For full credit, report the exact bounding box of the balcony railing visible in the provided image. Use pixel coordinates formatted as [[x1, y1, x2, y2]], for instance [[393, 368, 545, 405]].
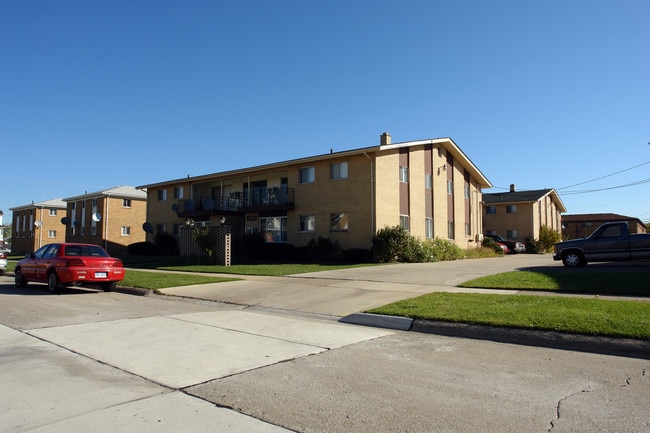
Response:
[[176, 187, 294, 216]]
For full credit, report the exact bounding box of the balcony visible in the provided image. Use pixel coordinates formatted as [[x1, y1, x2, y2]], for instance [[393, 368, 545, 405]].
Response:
[[176, 187, 294, 218]]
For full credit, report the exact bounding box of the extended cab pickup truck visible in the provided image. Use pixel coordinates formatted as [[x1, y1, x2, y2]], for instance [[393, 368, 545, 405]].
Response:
[[553, 221, 650, 267]]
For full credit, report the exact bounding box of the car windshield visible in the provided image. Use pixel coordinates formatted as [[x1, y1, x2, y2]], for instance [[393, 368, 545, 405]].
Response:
[[64, 245, 110, 257]]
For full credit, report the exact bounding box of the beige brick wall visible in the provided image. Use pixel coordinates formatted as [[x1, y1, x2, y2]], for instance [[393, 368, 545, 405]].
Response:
[[142, 142, 488, 252], [11, 207, 67, 254], [65, 196, 146, 255]]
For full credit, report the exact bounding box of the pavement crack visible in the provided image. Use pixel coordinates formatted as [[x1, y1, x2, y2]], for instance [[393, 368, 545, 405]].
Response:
[[547, 386, 593, 432]]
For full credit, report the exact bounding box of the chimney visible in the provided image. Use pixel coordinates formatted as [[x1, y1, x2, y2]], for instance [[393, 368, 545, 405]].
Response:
[[380, 132, 391, 146], [510, 184, 516, 192]]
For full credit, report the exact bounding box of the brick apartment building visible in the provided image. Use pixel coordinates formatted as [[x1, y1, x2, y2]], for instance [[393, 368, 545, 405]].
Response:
[[10, 198, 68, 254], [561, 213, 647, 239], [62, 186, 147, 255], [482, 185, 566, 242], [138, 133, 492, 251]]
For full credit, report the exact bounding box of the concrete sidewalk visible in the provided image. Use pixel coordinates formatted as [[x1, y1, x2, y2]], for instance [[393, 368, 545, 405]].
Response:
[[158, 254, 557, 317]]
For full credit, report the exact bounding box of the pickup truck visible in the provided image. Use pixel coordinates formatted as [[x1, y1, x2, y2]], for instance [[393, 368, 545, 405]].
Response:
[[553, 221, 650, 267]]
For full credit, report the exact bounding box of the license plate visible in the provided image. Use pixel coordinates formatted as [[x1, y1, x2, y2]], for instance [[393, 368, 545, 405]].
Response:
[[95, 272, 107, 278]]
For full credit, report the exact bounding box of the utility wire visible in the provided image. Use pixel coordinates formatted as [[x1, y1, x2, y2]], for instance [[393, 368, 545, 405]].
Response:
[[556, 160, 650, 191]]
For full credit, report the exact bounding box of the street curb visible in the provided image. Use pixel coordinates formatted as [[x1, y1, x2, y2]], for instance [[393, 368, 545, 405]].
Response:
[[339, 313, 650, 360], [114, 286, 152, 296], [339, 313, 414, 330], [411, 320, 650, 360]]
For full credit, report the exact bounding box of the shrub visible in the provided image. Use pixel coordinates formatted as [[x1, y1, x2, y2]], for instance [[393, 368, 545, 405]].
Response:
[[371, 226, 464, 263], [524, 236, 545, 254], [481, 237, 505, 255], [127, 242, 159, 255], [538, 225, 561, 253], [153, 232, 178, 255], [372, 226, 412, 263]]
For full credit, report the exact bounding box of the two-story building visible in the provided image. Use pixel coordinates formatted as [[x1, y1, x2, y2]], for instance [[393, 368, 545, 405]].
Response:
[[62, 186, 147, 255], [482, 185, 566, 243], [10, 198, 68, 254], [138, 133, 492, 251], [561, 213, 647, 239]]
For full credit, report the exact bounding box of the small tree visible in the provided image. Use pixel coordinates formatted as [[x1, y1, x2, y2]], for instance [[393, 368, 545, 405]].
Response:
[[190, 221, 214, 258], [538, 225, 561, 253]]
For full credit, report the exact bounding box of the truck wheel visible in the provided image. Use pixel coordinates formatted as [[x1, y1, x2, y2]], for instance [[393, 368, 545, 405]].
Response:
[[562, 252, 585, 267]]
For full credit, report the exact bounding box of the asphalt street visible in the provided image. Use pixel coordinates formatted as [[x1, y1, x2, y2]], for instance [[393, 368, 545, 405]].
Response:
[[1, 254, 649, 432]]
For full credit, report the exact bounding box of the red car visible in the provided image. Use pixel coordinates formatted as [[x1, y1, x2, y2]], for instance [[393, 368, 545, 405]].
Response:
[[15, 243, 125, 293]]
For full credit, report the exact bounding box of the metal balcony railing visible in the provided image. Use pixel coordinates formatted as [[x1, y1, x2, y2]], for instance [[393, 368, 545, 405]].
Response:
[[176, 187, 294, 216]]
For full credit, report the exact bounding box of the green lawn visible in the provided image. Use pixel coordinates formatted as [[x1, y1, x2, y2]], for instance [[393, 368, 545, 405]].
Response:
[[368, 292, 650, 340], [120, 270, 239, 290], [369, 270, 650, 340]]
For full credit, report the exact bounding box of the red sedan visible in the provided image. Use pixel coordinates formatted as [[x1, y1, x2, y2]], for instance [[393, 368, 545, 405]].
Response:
[[15, 243, 125, 293]]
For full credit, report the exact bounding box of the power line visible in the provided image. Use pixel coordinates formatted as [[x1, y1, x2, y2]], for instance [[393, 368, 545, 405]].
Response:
[[559, 178, 650, 195], [556, 160, 650, 191]]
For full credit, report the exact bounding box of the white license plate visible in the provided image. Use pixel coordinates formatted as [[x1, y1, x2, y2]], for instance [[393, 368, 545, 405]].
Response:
[[95, 272, 107, 278]]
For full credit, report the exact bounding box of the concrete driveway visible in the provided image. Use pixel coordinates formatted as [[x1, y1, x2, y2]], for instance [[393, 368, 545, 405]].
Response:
[[159, 254, 558, 317]]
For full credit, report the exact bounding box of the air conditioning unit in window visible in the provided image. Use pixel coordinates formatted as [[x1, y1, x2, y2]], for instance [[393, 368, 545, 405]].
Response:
[[475, 233, 484, 242]]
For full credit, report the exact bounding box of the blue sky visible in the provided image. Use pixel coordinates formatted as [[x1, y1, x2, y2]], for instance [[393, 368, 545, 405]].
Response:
[[2, 0, 649, 224]]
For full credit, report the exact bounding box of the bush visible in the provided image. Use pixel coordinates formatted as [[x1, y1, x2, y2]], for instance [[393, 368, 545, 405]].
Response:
[[153, 232, 178, 255], [481, 237, 505, 255], [538, 225, 561, 253], [127, 242, 160, 255], [371, 226, 464, 263], [524, 236, 545, 254]]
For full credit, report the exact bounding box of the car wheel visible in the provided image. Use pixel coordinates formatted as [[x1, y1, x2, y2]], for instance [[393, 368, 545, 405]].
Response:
[[562, 252, 585, 267], [102, 281, 116, 292], [48, 272, 61, 293], [15, 268, 28, 288]]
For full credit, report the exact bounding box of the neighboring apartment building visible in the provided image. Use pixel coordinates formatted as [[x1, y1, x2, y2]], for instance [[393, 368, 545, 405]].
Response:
[[10, 198, 68, 254], [63, 186, 147, 255], [482, 185, 566, 242], [561, 213, 647, 239], [138, 133, 492, 251]]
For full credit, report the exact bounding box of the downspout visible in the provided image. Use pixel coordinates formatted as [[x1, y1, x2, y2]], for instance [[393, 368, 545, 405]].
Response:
[[364, 151, 375, 245], [104, 194, 110, 250]]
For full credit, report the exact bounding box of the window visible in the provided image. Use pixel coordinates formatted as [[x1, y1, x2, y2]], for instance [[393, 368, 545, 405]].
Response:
[[465, 223, 471, 236], [425, 218, 433, 239], [260, 217, 287, 242], [400, 215, 410, 231], [49, 208, 57, 216], [299, 215, 315, 232], [399, 166, 408, 183], [425, 174, 432, 189], [464, 185, 470, 199], [486, 206, 497, 215], [330, 162, 348, 180], [506, 205, 517, 214], [121, 226, 131, 236], [447, 221, 455, 239], [92, 199, 98, 206], [48, 230, 56, 238], [330, 213, 348, 231], [122, 199, 131, 208], [447, 180, 453, 194], [173, 223, 181, 236], [300, 167, 315, 184], [158, 189, 167, 201], [173, 186, 184, 199], [506, 230, 518, 239], [91, 226, 96, 235]]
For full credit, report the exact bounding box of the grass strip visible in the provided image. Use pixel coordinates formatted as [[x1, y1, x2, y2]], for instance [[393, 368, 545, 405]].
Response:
[[156, 263, 375, 276], [120, 269, 239, 290], [368, 292, 650, 340], [459, 270, 650, 295]]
